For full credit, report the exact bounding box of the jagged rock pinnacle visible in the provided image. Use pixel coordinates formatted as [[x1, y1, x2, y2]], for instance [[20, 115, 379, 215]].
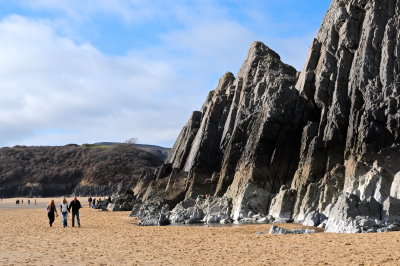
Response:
[[131, 0, 400, 233]]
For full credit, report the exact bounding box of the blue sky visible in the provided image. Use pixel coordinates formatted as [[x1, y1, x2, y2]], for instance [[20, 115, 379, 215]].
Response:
[[0, 0, 330, 148]]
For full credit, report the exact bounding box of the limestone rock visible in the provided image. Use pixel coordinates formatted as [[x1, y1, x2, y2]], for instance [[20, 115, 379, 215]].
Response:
[[169, 196, 232, 224], [93, 199, 109, 210], [169, 198, 203, 224], [390, 172, 400, 199], [377, 224, 400, 233], [201, 196, 232, 223], [382, 197, 400, 223], [269, 225, 316, 235], [271, 0, 400, 232], [303, 211, 327, 227], [324, 193, 382, 233], [268, 186, 297, 220], [130, 201, 170, 226], [107, 189, 137, 211]]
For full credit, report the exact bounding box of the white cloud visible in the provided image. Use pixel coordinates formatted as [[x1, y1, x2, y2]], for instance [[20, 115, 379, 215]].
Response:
[[0, 15, 198, 147]]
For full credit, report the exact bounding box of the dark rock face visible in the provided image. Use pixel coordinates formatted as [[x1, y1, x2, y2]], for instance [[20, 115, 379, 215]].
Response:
[[169, 196, 232, 224], [108, 189, 138, 211], [132, 0, 400, 232], [129, 196, 232, 225], [73, 185, 119, 197], [135, 41, 300, 219], [93, 199, 109, 210], [130, 201, 170, 226], [268, 186, 297, 220], [272, 0, 400, 233]]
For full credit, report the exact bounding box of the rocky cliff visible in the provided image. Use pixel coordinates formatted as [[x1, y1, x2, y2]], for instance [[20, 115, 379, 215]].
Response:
[[275, 0, 400, 233], [131, 0, 400, 232]]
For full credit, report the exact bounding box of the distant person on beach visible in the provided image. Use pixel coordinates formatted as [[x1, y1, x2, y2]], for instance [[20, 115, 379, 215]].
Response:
[[88, 197, 92, 208], [35, 199, 37, 205], [68, 197, 82, 227], [92, 198, 96, 208], [21, 199, 24, 204], [47, 200, 58, 227], [28, 199, 30, 205], [16, 200, 19, 205], [60, 198, 70, 228]]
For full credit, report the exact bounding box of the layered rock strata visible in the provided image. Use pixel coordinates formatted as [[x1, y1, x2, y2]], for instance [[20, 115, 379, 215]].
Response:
[[272, 0, 400, 233], [134, 41, 301, 213], [132, 0, 400, 233]]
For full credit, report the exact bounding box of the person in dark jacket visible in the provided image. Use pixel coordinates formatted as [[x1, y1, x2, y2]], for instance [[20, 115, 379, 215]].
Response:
[[47, 200, 58, 227], [68, 197, 82, 227]]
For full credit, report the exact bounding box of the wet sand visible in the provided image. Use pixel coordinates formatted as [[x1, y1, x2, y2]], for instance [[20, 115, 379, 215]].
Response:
[[0, 198, 399, 265]]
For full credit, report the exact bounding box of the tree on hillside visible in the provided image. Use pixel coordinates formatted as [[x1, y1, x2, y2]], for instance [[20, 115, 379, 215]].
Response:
[[125, 137, 138, 145]]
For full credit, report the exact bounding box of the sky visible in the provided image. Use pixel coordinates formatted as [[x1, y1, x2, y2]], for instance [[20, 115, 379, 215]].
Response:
[[0, 0, 331, 148]]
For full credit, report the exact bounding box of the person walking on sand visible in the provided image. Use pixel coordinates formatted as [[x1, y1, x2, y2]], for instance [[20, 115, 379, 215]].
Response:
[[60, 198, 70, 227], [69, 197, 82, 227], [47, 200, 58, 227], [88, 196, 92, 208]]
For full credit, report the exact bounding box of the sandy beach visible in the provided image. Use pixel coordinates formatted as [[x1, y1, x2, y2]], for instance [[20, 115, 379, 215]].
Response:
[[0, 198, 399, 265]]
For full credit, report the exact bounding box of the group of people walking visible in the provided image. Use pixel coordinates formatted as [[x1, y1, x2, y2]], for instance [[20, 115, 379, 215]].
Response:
[[47, 197, 82, 227], [87, 196, 97, 208], [15, 199, 36, 205]]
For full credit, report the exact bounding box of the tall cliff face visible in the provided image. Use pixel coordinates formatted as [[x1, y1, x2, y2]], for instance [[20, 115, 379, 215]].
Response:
[[135, 42, 301, 210], [278, 0, 400, 232], [134, 0, 400, 232]]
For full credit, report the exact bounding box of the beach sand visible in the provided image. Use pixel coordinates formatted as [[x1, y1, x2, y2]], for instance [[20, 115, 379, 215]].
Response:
[[0, 197, 399, 265]]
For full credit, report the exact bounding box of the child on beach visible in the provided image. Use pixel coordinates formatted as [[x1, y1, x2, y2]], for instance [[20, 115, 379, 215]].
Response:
[[47, 200, 58, 227], [60, 198, 70, 227]]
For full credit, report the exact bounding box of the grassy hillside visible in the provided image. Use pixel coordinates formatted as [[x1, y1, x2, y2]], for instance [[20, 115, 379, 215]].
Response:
[[0, 143, 169, 197]]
